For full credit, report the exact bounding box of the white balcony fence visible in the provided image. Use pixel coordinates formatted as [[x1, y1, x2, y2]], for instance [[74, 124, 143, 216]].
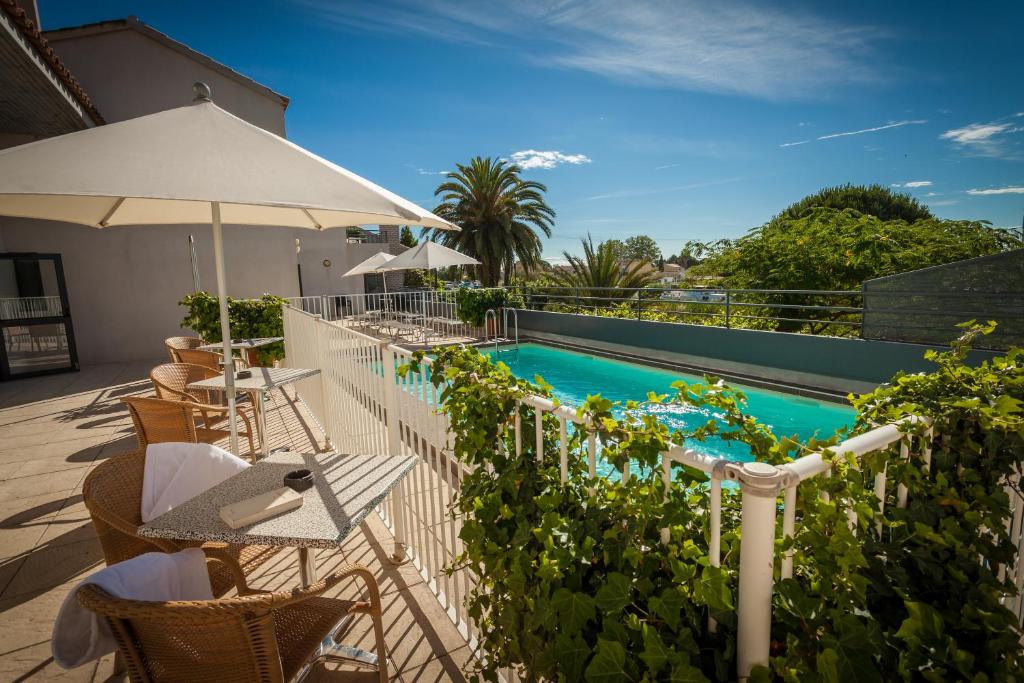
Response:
[[285, 290, 496, 342], [282, 304, 1024, 680]]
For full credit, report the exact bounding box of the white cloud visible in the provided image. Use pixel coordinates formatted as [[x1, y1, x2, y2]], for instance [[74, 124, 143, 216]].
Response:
[[297, 0, 883, 100], [654, 163, 680, 170], [509, 149, 592, 170], [939, 116, 1024, 158], [892, 180, 932, 188], [965, 186, 1024, 196], [780, 119, 926, 148], [587, 176, 743, 201], [417, 168, 447, 175]]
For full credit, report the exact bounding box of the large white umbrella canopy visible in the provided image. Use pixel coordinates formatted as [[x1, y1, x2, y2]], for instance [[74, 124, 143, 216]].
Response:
[[0, 83, 457, 454], [376, 240, 479, 272]]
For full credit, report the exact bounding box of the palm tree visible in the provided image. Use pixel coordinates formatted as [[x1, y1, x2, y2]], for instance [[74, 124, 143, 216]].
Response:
[[423, 157, 554, 286], [549, 235, 655, 299]]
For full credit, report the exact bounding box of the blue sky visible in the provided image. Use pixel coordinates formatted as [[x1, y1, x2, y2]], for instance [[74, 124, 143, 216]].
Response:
[[43, 0, 1024, 260]]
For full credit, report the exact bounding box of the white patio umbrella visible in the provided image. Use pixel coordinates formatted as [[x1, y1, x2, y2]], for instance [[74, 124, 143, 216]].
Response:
[[374, 241, 480, 331], [375, 240, 479, 273], [341, 251, 396, 295], [0, 83, 457, 454]]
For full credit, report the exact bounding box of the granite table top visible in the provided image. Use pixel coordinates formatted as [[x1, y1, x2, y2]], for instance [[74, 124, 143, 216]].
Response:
[[188, 366, 320, 392], [139, 451, 417, 549], [198, 337, 284, 351]]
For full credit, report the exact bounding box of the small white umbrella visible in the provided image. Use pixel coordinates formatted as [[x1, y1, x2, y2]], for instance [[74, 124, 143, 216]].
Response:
[[376, 241, 479, 272], [374, 241, 480, 331], [0, 83, 457, 454], [341, 251, 395, 306]]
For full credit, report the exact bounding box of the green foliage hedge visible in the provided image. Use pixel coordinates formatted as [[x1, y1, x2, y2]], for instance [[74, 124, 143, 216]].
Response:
[[455, 288, 507, 326], [405, 322, 1024, 681], [179, 291, 286, 365]]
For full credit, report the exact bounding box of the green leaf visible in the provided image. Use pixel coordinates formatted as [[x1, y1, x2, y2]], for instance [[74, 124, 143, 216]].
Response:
[[551, 588, 596, 633], [595, 572, 632, 612], [584, 639, 628, 682]]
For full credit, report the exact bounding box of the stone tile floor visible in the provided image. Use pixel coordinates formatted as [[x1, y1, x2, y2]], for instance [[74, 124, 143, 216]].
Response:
[[0, 361, 470, 681]]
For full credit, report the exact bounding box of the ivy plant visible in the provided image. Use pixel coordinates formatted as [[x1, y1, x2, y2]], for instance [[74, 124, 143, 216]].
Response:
[[455, 287, 507, 326], [404, 321, 1023, 681]]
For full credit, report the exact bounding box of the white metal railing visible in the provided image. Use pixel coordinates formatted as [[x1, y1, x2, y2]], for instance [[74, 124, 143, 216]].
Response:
[[285, 290, 493, 341], [282, 303, 1024, 679], [0, 295, 63, 320]]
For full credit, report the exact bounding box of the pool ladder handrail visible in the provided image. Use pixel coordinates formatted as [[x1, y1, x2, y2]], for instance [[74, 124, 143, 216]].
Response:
[[484, 308, 519, 354]]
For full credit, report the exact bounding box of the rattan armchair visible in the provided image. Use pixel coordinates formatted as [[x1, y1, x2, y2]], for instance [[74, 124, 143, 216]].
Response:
[[122, 395, 257, 460], [150, 363, 263, 446], [176, 347, 248, 372], [76, 564, 389, 682], [164, 336, 205, 363], [82, 449, 281, 598]]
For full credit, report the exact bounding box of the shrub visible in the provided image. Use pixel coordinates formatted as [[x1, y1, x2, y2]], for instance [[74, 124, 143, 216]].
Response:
[[455, 287, 507, 326], [405, 322, 1024, 681], [179, 291, 287, 364]]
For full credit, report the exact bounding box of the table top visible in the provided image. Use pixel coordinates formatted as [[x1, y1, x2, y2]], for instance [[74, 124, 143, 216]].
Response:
[[188, 366, 320, 391], [198, 337, 284, 351], [139, 451, 417, 549]]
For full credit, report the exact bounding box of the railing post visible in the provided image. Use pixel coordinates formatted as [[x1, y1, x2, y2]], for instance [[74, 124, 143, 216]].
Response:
[[725, 290, 731, 329], [320, 295, 328, 320], [736, 462, 785, 680], [381, 343, 407, 563]]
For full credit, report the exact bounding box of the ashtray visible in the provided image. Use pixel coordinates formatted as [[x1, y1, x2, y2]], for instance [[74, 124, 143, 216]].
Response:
[[283, 469, 314, 492], [236, 370, 252, 379]]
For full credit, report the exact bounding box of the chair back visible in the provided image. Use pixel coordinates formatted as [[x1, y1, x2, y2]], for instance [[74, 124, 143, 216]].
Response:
[[164, 336, 204, 363], [150, 363, 218, 403], [75, 585, 286, 683], [174, 348, 223, 371], [121, 396, 198, 451], [82, 450, 176, 568]]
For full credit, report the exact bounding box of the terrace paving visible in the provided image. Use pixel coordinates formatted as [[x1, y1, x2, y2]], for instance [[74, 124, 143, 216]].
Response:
[[0, 361, 470, 681]]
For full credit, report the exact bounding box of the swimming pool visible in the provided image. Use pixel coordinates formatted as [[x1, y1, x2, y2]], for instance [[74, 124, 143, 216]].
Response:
[[483, 342, 855, 462]]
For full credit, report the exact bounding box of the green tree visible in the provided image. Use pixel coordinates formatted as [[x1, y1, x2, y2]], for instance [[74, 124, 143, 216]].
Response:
[[549, 235, 656, 298], [695, 207, 1022, 331], [424, 156, 555, 286], [622, 234, 662, 264], [400, 225, 418, 248], [775, 183, 933, 224]]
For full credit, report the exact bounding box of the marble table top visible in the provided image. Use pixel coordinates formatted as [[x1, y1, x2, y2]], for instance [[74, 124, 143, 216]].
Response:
[[198, 337, 284, 351], [139, 451, 417, 549], [188, 366, 320, 392]]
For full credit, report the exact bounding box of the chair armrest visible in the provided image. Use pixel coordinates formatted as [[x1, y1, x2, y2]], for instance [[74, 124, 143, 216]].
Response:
[[266, 563, 381, 609]]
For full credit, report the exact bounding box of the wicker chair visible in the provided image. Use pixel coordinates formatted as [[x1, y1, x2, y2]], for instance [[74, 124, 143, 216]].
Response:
[[164, 336, 205, 363], [176, 347, 247, 372], [76, 564, 388, 683], [150, 363, 262, 447], [82, 450, 281, 598], [122, 395, 257, 461]]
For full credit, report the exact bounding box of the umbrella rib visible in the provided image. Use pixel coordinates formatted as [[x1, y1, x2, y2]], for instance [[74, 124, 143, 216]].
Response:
[[98, 197, 126, 227], [301, 208, 323, 229]]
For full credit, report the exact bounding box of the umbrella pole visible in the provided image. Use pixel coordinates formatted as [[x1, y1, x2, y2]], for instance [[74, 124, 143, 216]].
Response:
[[211, 202, 240, 455]]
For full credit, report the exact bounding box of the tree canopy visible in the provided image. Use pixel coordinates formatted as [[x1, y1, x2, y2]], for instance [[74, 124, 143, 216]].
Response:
[[775, 183, 933, 224], [696, 207, 1021, 291], [425, 156, 555, 286], [605, 235, 662, 264]]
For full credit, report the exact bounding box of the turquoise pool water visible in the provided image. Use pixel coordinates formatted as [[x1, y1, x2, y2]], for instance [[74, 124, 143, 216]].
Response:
[[483, 343, 855, 462]]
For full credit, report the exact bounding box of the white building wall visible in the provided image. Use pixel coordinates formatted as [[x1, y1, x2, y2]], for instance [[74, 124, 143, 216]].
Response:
[[45, 26, 286, 134], [0, 20, 386, 367]]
